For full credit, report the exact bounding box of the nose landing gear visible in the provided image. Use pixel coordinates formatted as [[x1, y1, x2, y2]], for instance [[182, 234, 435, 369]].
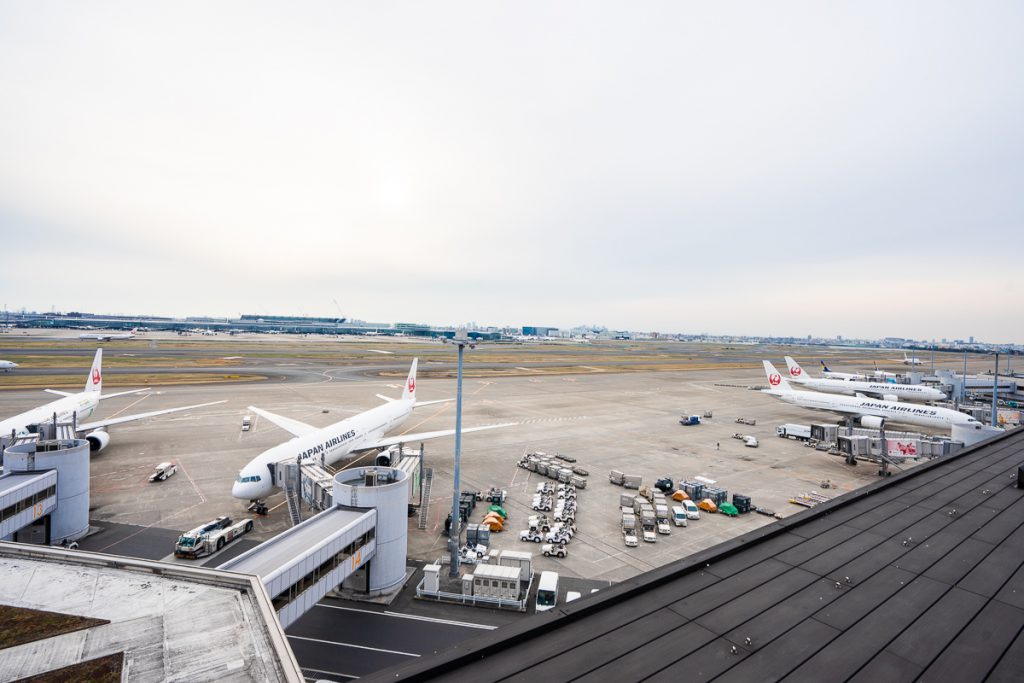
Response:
[[248, 499, 269, 516]]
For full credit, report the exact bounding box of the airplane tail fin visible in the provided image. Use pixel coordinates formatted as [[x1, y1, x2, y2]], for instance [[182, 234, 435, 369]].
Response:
[[402, 358, 418, 402], [783, 356, 807, 382], [763, 360, 792, 392], [85, 349, 103, 393], [820, 360, 832, 372]]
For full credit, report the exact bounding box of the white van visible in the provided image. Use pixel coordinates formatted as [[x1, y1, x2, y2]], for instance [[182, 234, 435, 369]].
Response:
[[536, 570, 559, 612], [671, 506, 689, 527], [681, 499, 701, 520]]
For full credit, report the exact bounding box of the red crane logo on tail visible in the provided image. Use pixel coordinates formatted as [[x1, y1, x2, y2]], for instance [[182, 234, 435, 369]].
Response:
[[791, 366, 802, 376], [92, 369, 101, 385], [408, 377, 415, 393], [769, 373, 781, 386]]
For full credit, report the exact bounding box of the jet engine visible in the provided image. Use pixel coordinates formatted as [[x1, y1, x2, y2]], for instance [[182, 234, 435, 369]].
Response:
[[86, 429, 111, 453], [375, 446, 401, 467], [882, 394, 899, 402], [859, 415, 884, 430]]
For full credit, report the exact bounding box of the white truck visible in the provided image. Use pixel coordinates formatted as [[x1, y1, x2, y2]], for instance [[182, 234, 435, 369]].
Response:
[[241, 415, 253, 431], [536, 571, 559, 612], [671, 506, 689, 527], [174, 516, 253, 559], [148, 462, 177, 482], [776, 423, 811, 441], [655, 505, 672, 534], [622, 513, 638, 547]]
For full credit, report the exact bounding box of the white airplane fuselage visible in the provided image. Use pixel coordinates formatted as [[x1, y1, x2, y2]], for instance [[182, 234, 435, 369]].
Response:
[[768, 386, 977, 431], [0, 393, 99, 439], [791, 377, 945, 402], [232, 399, 415, 501]]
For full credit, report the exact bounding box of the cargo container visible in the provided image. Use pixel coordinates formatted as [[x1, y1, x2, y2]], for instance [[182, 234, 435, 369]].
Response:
[[623, 474, 642, 490]]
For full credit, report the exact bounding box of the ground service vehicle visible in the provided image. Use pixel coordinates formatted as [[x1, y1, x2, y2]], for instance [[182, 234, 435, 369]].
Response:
[[148, 462, 177, 482], [681, 499, 701, 520], [241, 415, 253, 431], [776, 424, 811, 440], [175, 517, 253, 559], [671, 506, 689, 527], [542, 543, 568, 558], [679, 415, 701, 426], [536, 571, 559, 612]]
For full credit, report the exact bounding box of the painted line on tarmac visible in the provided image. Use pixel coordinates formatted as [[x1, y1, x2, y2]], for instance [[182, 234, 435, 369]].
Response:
[[315, 603, 497, 630], [288, 635, 419, 658]]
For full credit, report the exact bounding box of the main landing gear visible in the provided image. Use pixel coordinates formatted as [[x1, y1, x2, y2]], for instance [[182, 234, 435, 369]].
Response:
[[248, 499, 269, 516]]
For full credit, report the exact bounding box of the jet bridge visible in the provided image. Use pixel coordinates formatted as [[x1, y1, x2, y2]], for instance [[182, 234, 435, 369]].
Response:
[[219, 505, 377, 629], [219, 465, 410, 629]]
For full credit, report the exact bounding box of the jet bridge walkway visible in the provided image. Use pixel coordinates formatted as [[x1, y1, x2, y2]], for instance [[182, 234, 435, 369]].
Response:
[[0, 470, 58, 541], [219, 505, 377, 629]]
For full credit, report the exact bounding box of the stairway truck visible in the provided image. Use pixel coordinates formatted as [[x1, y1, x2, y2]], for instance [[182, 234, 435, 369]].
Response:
[[776, 424, 812, 441], [174, 517, 254, 559]]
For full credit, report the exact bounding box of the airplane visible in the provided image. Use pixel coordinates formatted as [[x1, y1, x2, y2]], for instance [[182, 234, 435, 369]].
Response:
[[819, 361, 899, 382], [232, 358, 515, 511], [0, 360, 17, 372], [761, 360, 980, 431], [79, 328, 138, 341], [785, 357, 945, 402], [901, 352, 924, 366], [0, 349, 225, 452], [818, 361, 869, 381]]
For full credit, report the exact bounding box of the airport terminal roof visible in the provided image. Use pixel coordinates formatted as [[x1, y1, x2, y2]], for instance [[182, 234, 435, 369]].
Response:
[[0, 543, 302, 682], [372, 427, 1024, 682]]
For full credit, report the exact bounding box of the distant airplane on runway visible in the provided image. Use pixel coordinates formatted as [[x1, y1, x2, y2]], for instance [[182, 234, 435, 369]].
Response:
[[0, 360, 17, 372], [232, 358, 515, 513], [0, 349, 224, 452], [901, 352, 924, 365], [79, 328, 138, 341]]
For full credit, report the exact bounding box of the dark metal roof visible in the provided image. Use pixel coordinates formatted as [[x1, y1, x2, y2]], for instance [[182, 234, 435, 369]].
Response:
[[370, 427, 1024, 682]]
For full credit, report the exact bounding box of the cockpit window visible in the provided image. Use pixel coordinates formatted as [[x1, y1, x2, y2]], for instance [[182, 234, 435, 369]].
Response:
[[235, 475, 263, 483]]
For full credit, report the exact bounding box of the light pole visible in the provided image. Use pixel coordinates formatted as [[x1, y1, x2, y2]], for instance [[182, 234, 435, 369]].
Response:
[[443, 328, 476, 577], [992, 352, 1000, 427]]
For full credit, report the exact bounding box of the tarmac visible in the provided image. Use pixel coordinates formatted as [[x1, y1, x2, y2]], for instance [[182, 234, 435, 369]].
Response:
[[0, 332, 991, 681]]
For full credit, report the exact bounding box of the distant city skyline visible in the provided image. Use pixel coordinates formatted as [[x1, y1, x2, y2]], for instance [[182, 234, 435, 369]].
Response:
[[2, 3, 1022, 342], [4, 306, 1021, 347]]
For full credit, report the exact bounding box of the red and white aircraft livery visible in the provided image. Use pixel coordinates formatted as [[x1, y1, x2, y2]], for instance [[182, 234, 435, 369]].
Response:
[[232, 358, 515, 508], [783, 357, 945, 403], [762, 360, 979, 432], [0, 349, 224, 451]]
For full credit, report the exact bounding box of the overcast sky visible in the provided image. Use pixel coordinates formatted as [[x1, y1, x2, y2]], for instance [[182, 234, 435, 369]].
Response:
[[1, 2, 1021, 341]]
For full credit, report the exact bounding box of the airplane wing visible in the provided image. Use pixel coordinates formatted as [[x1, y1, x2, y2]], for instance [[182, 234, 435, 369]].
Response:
[[247, 405, 318, 437], [375, 394, 397, 403], [359, 422, 517, 450], [98, 388, 151, 401], [414, 398, 455, 407], [77, 400, 226, 432], [44, 389, 74, 397]]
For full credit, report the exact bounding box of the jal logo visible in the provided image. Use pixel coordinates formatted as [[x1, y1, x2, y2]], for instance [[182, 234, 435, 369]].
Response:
[[408, 377, 415, 393], [769, 373, 781, 386], [790, 366, 802, 376], [92, 369, 101, 385]]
